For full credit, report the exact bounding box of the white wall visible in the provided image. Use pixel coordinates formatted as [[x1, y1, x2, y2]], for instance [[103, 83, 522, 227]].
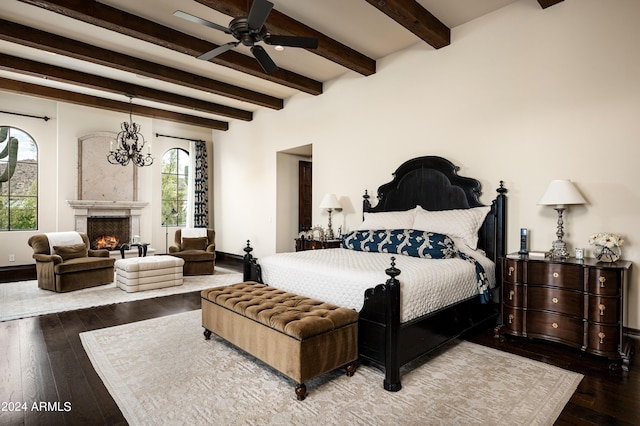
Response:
[[0, 93, 212, 265], [213, 0, 640, 329]]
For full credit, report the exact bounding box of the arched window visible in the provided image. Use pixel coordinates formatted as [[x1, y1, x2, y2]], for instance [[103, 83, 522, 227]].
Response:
[[161, 148, 189, 226], [0, 126, 38, 231]]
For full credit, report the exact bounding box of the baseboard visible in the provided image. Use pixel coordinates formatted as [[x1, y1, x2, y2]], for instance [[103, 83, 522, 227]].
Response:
[[215, 251, 243, 268], [625, 326, 640, 341], [0, 264, 36, 283]]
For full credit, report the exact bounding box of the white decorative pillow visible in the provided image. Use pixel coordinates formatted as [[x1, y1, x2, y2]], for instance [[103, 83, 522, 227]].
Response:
[[412, 205, 491, 249], [358, 207, 417, 230]]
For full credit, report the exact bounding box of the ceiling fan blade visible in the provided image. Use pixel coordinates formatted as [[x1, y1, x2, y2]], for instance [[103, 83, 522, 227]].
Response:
[[251, 45, 278, 74], [247, 0, 273, 31], [173, 10, 230, 34], [197, 42, 239, 61], [264, 35, 319, 49]]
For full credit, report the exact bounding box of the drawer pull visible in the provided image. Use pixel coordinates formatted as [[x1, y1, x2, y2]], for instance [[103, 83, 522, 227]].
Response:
[[508, 266, 515, 276], [599, 276, 606, 288], [508, 314, 514, 324], [599, 304, 606, 316], [598, 332, 605, 344], [552, 297, 559, 304], [552, 322, 559, 329], [509, 290, 514, 301], [553, 272, 559, 278]]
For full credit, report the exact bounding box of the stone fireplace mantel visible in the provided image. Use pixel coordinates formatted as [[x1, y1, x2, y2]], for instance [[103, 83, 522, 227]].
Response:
[[67, 200, 148, 238]]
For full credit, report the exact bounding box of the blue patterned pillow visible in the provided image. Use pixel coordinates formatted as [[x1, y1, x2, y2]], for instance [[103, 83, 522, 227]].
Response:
[[341, 229, 456, 259]]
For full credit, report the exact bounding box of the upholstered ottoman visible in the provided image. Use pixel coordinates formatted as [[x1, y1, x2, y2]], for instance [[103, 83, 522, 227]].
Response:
[[115, 255, 184, 292], [201, 282, 359, 400]]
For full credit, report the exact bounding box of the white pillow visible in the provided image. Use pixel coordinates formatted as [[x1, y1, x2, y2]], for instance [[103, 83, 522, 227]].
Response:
[[412, 205, 491, 249], [358, 207, 417, 230]]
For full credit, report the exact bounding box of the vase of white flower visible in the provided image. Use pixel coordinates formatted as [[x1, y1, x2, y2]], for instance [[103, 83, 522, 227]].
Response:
[[588, 232, 623, 262]]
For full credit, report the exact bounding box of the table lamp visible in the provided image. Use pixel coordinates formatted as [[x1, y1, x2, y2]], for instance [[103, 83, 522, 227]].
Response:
[[319, 193, 341, 240], [538, 179, 586, 258]]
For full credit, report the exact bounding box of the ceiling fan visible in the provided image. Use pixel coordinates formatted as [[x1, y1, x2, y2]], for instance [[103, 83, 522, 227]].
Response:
[[174, 0, 319, 74]]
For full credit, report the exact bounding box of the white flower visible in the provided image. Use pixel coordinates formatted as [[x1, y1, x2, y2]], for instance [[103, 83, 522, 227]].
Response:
[[588, 232, 624, 248]]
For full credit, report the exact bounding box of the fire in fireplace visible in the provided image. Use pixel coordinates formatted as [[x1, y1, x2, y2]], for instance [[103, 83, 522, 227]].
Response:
[[87, 216, 130, 250], [93, 235, 120, 250]]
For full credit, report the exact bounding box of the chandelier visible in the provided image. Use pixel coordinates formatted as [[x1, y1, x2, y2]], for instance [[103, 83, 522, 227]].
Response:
[[107, 96, 154, 167]]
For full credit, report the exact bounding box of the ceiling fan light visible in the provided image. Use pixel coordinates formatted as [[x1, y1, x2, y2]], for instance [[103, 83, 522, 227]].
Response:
[[274, 45, 284, 51]]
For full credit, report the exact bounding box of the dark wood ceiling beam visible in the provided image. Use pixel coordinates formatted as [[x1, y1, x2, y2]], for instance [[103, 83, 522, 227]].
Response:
[[0, 19, 283, 110], [193, 0, 376, 76], [537, 0, 564, 8], [0, 78, 229, 130], [363, 0, 450, 49], [17, 0, 323, 95], [0, 53, 252, 121]]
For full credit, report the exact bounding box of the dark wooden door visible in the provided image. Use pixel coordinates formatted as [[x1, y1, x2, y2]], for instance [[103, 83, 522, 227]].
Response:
[[298, 161, 312, 232]]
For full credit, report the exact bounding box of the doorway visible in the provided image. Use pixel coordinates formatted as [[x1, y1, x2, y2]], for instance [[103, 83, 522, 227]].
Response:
[[298, 161, 312, 232], [275, 145, 312, 252]]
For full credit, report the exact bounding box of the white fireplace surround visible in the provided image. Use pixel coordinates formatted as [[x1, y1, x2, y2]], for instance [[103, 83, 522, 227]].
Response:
[[66, 200, 148, 241]]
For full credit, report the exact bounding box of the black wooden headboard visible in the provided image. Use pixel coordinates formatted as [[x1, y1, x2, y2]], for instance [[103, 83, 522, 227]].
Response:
[[362, 156, 507, 268]]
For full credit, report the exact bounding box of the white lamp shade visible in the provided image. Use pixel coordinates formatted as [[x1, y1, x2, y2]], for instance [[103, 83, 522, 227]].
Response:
[[538, 179, 586, 207], [319, 193, 341, 210]]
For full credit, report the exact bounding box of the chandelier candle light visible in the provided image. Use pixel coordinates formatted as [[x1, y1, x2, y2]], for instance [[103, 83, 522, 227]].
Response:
[[537, 179, 586, 259], [107, 96, 154, 167]]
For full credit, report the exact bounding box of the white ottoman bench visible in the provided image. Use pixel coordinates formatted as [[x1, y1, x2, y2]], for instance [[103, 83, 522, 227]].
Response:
[[115, 255, 184, 292]]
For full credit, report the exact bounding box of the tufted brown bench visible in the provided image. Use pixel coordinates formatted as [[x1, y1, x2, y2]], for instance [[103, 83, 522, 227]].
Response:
[[201, 282, 359, 400]]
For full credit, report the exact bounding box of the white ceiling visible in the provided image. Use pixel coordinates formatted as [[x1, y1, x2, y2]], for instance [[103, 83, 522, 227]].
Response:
[[0, 0, 520, 126]]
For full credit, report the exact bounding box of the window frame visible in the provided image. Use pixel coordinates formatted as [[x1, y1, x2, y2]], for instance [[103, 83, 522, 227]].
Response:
[[0, 126, 38, 231], [161, 147, 189, 227]]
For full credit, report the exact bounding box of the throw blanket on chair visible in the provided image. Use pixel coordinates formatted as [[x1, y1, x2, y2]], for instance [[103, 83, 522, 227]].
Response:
[[45, 232, 83, 254], [181, 228, 208, 239]]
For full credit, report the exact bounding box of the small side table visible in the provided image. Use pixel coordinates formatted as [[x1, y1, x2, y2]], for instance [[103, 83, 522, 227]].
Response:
[[295, 238, 341, 251], [120, 242, 150, 259]]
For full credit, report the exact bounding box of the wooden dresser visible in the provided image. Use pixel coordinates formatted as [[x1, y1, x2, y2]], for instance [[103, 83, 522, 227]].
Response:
[[499, 254, 633, 371]]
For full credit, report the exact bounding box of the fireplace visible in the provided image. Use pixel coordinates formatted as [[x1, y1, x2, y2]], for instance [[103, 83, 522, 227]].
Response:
[[88, 216, 130, 250], [66, 200, 148, 250]]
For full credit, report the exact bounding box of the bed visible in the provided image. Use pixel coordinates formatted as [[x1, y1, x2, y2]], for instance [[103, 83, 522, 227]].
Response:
[[243, 156, 507, 391]]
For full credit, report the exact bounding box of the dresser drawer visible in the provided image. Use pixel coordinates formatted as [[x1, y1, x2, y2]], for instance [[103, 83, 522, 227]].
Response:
[[527, 287, 583, 318], [502, 282, 523, 308], [527, 262, 582, 290], [588, 268, 621, 296], [502, 306, 524, 336], [503, 259, 522, 284], [526, 311, 584, 349], [587, 324, 620, 355], [587, 296, 620, 324]]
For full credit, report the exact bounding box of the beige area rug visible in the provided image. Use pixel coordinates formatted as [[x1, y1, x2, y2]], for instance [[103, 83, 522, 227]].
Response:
[[0, 269, 242, 321], [81, 310, 583, 426]]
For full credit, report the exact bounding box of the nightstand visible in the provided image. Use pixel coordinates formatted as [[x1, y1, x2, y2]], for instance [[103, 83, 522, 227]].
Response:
[[295, 238, 341, 251], [499, 254, 634, 372]]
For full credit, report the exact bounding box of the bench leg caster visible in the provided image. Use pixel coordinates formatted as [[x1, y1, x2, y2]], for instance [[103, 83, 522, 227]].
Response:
[[203, 329, 212, 340], [295, 383, 307, 401], [345, 362, 357, 377]]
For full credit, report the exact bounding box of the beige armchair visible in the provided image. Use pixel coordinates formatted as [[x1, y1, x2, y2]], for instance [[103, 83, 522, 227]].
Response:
[[169, 228, 215, 275], [28, 232, 115, 292]]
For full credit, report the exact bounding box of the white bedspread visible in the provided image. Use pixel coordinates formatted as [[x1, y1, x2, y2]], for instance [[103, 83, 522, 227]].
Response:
[[259, 247, 495, 323]]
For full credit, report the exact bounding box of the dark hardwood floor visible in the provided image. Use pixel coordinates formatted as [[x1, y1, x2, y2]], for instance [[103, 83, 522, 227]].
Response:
[[1, 261, 637, 425], [465, 327, 639, 425]]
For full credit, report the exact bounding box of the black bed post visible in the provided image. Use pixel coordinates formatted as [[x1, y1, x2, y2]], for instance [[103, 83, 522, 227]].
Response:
[[494, 181, 508, 285], [362, 190, 371, 220], [243, 240, 261, 282], [383, 257, 402, 392]]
